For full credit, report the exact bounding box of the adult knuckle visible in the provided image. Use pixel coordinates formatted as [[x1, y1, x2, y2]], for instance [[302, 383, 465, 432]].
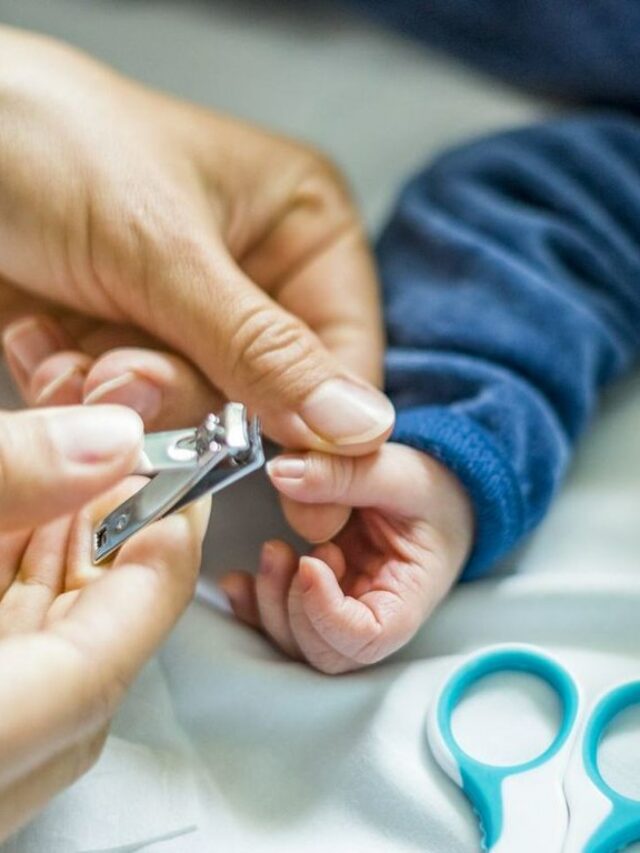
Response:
[[119, 181, 188, 257], [229, 304, 320, 394], [295, 148, 356, 217], [302, 147, 349, 192], [95, 179, 207, 315]]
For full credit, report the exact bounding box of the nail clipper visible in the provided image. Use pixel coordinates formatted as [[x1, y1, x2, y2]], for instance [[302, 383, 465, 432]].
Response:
[[92, 402, 264, 563]]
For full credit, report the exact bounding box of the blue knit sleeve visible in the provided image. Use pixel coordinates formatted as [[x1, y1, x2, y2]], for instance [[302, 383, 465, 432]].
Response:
[[380, 113, 640, 577]]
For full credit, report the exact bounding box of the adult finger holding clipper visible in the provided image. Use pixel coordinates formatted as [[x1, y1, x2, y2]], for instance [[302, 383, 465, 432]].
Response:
[[0, 403, 210, 840]]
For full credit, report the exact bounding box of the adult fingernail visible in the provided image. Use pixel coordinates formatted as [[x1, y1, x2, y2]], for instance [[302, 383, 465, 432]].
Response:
[[51, 405, 143, 464], [84, 373, 162, 422], [2, 317, 62, 378], [266, 456, 306, 480], [34, 366, 85, 405], [300, 378, 395, 446]]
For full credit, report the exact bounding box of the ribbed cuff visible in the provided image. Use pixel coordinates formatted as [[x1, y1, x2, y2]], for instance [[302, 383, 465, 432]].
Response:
[[392, 406, 525, 579]]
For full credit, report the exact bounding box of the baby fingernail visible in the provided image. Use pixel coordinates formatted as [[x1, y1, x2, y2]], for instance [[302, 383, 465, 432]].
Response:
[[52, 405, 143, 464], [300, 378, 394, 446], [3, 317, 63, 378], [84, 373, 162, 422], [267, 456, 306, 480]]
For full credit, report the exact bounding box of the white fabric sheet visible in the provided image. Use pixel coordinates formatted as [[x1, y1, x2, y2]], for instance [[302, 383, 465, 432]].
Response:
[[0, 2, 638, 850], [4, 377, 640, 853]]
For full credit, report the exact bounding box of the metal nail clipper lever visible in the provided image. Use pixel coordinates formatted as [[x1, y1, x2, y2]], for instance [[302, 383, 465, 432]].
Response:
[[92, 402, 264, 563]]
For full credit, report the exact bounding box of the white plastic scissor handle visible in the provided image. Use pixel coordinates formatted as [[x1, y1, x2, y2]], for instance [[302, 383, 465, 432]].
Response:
[[427, 643, 582, 852], [562, 680, 640, 853]]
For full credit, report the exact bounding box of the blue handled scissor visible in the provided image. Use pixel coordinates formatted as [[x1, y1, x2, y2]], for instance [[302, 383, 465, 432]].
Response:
[[427, 644, 640, 852]]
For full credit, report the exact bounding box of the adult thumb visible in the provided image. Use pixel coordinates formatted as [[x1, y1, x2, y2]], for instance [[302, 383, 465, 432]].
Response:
[[142, 248, 395, 453], [0, 405, 143, 531], [227, 299, 395, 452]]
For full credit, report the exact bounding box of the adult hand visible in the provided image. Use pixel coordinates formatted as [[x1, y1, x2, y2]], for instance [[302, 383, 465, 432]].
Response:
[[0, 403, 210, 840], [0, 25, 393, 458]]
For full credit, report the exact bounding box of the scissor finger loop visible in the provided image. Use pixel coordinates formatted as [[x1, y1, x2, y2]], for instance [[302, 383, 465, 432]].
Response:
[[428, 643, 640, 853]]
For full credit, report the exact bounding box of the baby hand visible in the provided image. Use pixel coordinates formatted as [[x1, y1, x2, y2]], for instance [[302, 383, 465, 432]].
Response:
[[220, 444, 473, 673]]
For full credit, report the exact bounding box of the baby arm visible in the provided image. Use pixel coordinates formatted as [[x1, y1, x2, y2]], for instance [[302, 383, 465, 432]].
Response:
[[223, 112, 640, 669], [383, 111, 640, 577]]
